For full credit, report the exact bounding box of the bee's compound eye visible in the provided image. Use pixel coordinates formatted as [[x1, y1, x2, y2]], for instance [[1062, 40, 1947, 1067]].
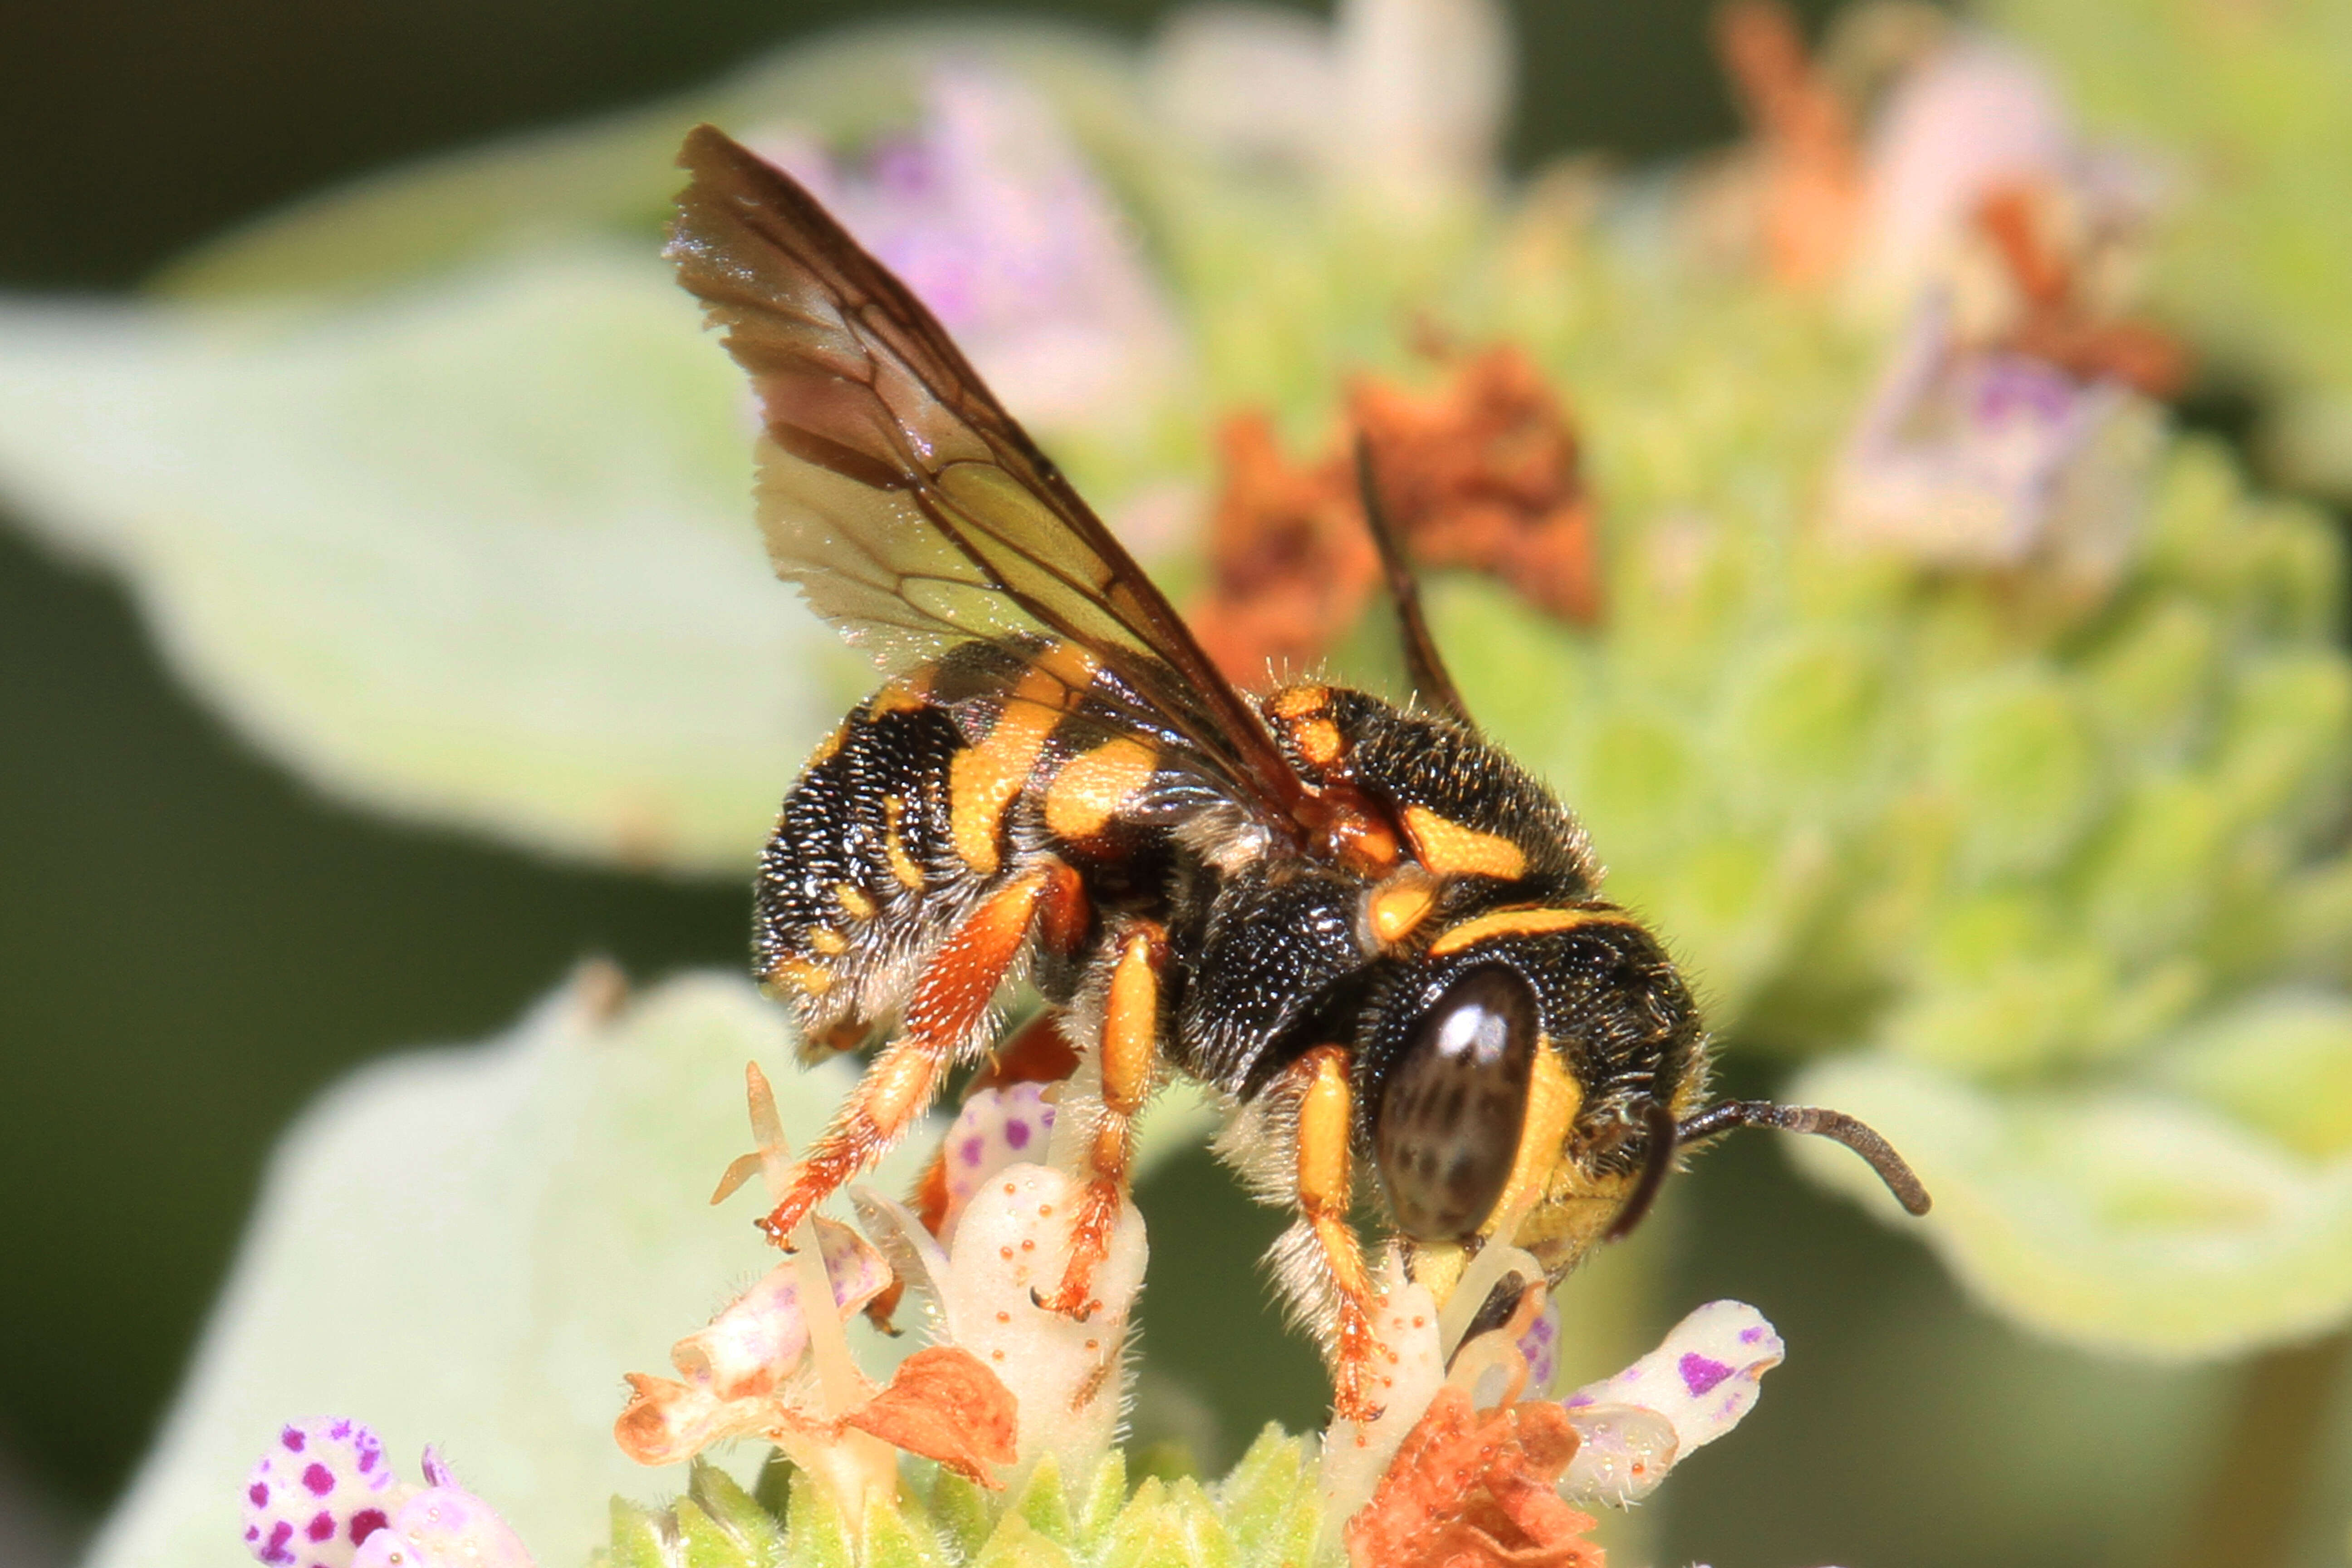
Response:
[[1375, 964, 1540, 1240]]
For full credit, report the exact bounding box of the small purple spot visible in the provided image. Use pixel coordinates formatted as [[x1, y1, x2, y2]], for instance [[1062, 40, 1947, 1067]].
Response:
[[329, 1420, 351, 1441], [1004, 1117, 1031, 1150], [960, 1135, 986, 1167], [301, 1463, 334, 1496], [356, 1448, 376, 1472], [1679, 1352, 1733, 1396], [246, 1527, 260, 1542], [262, 1520, 295, 1564], [1039, 1105, 1055, 1127], [281, 1427, 306, 1453], [350, 1509, 388, 1546], [249, 1482, 270, 1507], [1739, 1324, 1765, 1344], [306, 1512, 335, 1543], [1565, 1392, 1594, 1408]]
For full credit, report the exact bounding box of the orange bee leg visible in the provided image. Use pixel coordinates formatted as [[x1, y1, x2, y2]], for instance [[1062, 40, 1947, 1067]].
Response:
[[757, 861, 1080, 1245], [1290, 1044, 1385, 1426], [1038, 921, 1167, 1320]]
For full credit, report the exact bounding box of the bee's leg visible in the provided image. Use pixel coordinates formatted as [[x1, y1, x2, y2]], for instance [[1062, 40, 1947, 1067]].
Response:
[[758, 860, 1084, 1245], [1285, 1044, 1385, 1425], [1039, 920, 1167, 1319], [909, 1009, 1082, 1238]]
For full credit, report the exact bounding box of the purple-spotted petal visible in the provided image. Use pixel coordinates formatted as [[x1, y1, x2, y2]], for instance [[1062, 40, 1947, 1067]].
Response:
[[1562, 1299, 1783, 1498], [1515, 1290, 1561, 1395], [666, 1215, 892, 1397], [936, 1084, 1059, 1240], [241, 1420, 397, 1568]]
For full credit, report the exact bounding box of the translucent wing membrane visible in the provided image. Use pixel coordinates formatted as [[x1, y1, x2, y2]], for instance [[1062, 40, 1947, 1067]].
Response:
[[668, 124, 1306, 829]]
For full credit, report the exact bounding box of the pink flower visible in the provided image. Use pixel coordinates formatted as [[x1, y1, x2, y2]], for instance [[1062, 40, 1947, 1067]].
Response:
[[745, 65, 1182, 435], [241, 1421, 534, 1568]]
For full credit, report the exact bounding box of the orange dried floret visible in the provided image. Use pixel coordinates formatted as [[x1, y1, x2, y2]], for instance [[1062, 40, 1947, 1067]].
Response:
[[1189, 347, 1599, 688], [1344, 1386, 1604, 1568]]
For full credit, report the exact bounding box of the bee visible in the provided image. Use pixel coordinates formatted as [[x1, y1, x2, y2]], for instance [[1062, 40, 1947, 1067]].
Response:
[[668, 124, 1929, 1421]]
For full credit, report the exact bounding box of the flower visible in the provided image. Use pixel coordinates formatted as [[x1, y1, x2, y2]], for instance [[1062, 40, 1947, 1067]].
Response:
[[241, 1419, 535, 1568], [614, 1063, 1143, 1515], [744, 64, 1186, 438], [1830, 293, 2165, 596], [1189, 344, 1598, 685], [1148, 0, 1509, 216]]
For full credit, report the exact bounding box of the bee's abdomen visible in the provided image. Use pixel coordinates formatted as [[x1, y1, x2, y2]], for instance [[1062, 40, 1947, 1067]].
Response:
[[754, 679, 965, 1018]]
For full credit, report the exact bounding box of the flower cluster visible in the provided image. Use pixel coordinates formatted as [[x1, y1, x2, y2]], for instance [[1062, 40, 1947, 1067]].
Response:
[[583, 1061, 1787, 1566]]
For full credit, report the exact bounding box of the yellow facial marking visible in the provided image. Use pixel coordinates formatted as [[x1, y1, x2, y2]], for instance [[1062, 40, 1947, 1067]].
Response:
[[1402, 805, 1527, 881], [1045, 737, 1159, 842], [1367, 871, 1439, 946], [882, 797, 925, 891], [950, 643, 1099, 875], [1270, 683, 1331, 720], [1404, 1240, 1470, 1305], [835, 883, 877, 922], [1478, 1045, 1583, 1240], [809, 927, 850, 957], [1427, 906, 1631, 957], [1294, 717, 1344, 768]]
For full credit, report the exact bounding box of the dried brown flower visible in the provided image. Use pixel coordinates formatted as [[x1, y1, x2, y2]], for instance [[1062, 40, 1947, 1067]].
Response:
[[1344, 1386, 1604, 1568], [1189, 347, 1599, 689]]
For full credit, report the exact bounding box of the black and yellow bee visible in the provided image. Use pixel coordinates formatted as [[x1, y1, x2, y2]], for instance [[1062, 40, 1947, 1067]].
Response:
[[668, 124, 1928, 1421]]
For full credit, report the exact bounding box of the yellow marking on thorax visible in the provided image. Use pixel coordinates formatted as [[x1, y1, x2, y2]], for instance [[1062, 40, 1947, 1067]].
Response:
[[809, 927, 849, 957], [882, 797, 925, 891], [1367, 869, 1439, 946], [1402, 805, 1527, 881], [1293, 717, 1344, 768], [949, 644, 1100, 876], [1269, 683, 1331, 720], [834, 883, 877, 921], [1478, 1045, 1583, 1240], [1045, 737, 1159, 842], [1427, 906, 1632, 956], [868, 670, 934, 717]]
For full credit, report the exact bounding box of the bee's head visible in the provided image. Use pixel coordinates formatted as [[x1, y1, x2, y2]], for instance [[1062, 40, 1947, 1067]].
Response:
[[1363, 910, 1929, 1317]]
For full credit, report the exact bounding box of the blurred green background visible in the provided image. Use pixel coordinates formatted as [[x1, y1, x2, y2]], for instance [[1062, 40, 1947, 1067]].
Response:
[[5, 2, 2347, 1566]]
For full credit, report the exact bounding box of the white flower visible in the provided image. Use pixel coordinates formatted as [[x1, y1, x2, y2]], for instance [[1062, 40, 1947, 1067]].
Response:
[[1148, 0, 1509, 214]]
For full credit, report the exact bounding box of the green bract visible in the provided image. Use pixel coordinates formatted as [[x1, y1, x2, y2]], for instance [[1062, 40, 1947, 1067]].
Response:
[[603, 1441, 1324, 1568]]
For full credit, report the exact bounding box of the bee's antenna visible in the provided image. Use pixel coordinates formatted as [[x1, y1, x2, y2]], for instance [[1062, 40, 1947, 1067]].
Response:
[[1677, 1099, 1934, 1215], [1604, 1099, 1680, 1241], [1355, 436, 1475, 728]]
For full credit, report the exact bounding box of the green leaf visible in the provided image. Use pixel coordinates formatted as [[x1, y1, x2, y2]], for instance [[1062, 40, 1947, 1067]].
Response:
[[0, 254, 839, 872], [83, 968, 938, 1568], [1788, 1049, 2352, 1357]]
